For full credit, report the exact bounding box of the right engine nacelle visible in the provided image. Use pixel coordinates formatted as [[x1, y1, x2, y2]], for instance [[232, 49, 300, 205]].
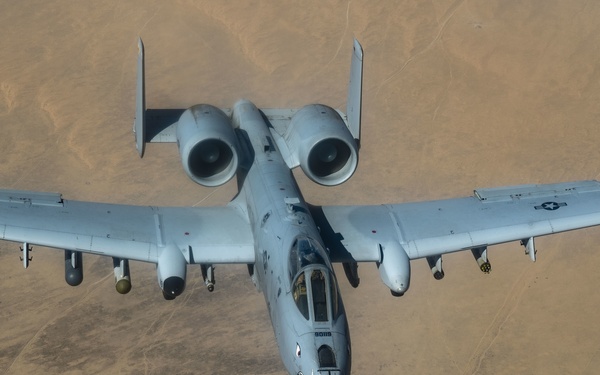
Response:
[[285, 104, 359, 186], [176, 104, 240, 187]]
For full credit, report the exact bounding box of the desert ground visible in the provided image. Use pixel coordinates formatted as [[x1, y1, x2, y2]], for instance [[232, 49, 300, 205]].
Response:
[[1, 1, 600, 374]]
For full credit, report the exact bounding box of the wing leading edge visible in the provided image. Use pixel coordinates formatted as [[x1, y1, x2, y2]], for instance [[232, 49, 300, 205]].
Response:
[[0, 189, 254, 264], [313, 180, 600, 262]]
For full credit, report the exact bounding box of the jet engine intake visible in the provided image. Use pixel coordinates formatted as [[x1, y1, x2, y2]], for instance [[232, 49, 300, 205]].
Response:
[[377, 242, 410, 297], [176, 104, 239, 187], [64, 250, 83, 286], [286, 104, 358, 186], [157, 245, 187, 300]]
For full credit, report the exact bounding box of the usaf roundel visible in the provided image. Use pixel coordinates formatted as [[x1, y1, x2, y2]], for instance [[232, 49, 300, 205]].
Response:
[[535, 201, 567, 211]]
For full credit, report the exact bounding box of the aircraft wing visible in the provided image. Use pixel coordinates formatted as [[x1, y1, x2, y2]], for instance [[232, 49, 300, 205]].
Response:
[[0, 189, 254, 264], [312, 180, 600, 262]]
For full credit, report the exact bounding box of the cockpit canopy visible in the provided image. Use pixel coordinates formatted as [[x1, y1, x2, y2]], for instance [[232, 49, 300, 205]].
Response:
[[288, 237, 339, 322], [288, 237, 328, 282]]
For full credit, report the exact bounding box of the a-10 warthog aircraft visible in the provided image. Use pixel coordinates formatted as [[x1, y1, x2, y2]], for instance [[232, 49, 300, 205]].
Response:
[[2, 38, 600, 374]]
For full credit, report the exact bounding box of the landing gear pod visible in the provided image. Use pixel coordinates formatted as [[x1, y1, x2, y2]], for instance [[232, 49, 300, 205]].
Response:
[[64, 250, 83, 286], [157, 245, 187, 300], [113, 257, 132, 294], [377, 242, 410, 297]]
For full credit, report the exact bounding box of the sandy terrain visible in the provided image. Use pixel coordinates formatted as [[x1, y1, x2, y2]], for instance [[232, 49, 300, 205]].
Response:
[[1, 1, 600, 374]]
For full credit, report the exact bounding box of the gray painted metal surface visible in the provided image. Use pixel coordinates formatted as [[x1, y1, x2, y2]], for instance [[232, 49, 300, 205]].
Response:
[[2, 38, 600, 374]]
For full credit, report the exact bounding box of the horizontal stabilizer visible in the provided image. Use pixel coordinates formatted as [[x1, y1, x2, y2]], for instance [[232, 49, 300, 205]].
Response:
[[144, 109, 185, 142]]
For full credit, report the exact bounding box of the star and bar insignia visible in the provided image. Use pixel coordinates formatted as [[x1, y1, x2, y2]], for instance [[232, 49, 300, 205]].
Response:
[[535, 201, 567, 211]]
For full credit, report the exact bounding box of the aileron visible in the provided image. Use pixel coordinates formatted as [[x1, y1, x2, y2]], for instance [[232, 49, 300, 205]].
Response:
[[474, 180, 600, 202]]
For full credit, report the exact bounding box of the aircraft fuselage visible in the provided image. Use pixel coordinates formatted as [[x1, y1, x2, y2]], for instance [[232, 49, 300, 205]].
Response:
[[232, 99, 351, 374]]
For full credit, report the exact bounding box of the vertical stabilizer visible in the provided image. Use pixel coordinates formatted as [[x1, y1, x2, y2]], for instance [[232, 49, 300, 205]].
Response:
[[134, 38, 146, 157], [346, 39, 363, 146]]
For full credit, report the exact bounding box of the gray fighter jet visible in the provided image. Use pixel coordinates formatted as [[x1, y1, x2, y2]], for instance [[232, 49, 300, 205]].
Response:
[[2, 38, 600, 374]]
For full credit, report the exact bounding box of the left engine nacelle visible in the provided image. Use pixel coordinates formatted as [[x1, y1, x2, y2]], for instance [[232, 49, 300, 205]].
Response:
[[157, 245, 187, 300], [285, 104, 359, 186], [176, 104, 240, 187]]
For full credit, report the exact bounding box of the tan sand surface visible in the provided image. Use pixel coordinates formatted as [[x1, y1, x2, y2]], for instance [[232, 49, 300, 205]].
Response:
[[1, 1, 600, 374]]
